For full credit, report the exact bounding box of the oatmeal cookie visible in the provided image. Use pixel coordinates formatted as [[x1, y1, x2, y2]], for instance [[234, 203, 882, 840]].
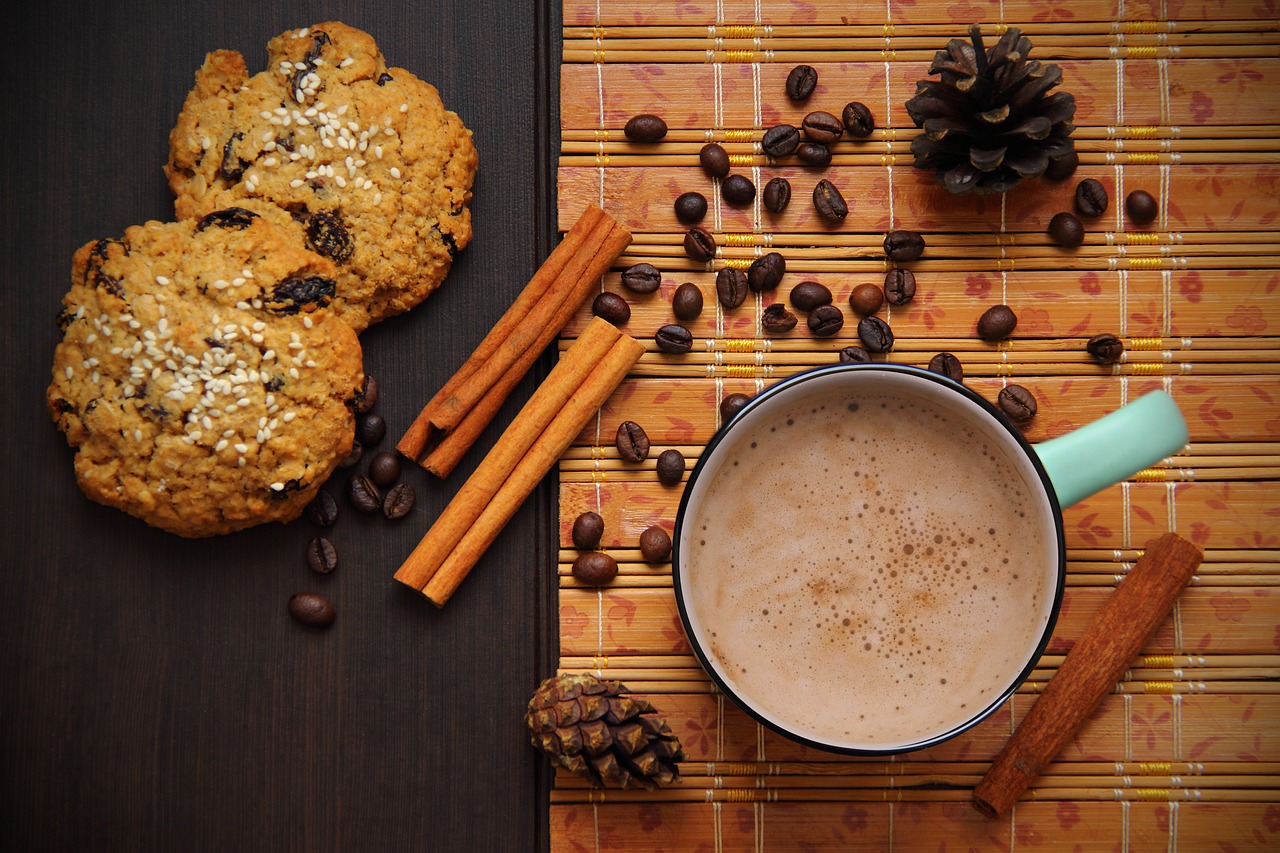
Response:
[[47, 208, 364, 537], [165, 22, 477, 332]]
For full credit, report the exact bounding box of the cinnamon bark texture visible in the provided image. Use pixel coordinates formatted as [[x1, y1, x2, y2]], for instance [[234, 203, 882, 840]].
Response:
[[972, 533, 1202, 818]]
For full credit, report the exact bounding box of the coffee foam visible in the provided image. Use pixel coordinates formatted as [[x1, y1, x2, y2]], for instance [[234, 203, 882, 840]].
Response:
[[681, 382, 1054, 749]]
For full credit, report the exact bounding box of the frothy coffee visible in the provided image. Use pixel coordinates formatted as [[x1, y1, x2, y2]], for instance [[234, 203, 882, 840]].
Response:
[[679, 375, 1056, 750]]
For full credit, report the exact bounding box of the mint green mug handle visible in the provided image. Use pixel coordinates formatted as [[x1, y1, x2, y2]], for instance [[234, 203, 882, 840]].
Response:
[[1034, 391, 1189, 509]]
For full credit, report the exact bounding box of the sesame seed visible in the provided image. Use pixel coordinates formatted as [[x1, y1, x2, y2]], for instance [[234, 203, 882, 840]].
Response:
[[134, 429, 143, 441], [400, 103, 409, 112], [289, 368, 300, 379], [337, 104, 349, 115], [156, 275, 170, 285], [340, 57, 354, 68], [303, 316, 314, 329], [290, 179, 305, 188], [238, 457, 246, 467], [335, 176, 347, 188], [234, 443, 248, 454], [390, 167, 401, 179], [215, 439, 228, 452], [283, 412, 297, 422]]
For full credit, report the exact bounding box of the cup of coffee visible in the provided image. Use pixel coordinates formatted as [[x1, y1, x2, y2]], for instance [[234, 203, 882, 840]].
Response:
[[672, 364, 1188, 754]]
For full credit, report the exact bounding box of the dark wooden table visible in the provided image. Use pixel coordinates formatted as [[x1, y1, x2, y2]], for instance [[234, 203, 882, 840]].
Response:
[[3, 3, 558, 850]]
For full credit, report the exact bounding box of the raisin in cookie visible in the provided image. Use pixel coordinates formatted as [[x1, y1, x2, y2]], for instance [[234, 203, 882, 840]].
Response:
[[165, 21, 477, 332], [47, 208, 364, 537]]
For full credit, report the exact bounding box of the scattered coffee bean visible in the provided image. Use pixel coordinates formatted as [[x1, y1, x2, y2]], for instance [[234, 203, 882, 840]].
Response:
[[927, 352, 964, 383], [977, 304, 1018, 341], [339, 442, 363, 468], [883, 230, 925, 262], [813, 179, 848, 221], [719, 393, 751, 421], [796, 142, 832, 167], [1045, 150, 1079, 180], [998, 384, 1038, 422], [762, 177, 792, 214], [841, 101, 875, 138], [721, 174, 757, 206], [672, 282, 704, 321], [572, 551, 619, 585], [615, 420, 651, 462], [572, 511, 605, 550], [305, 490, 339, 527], [1048, 211, 1085, 248], [1086, 333, 1125, 365], [368, 451, 401, 487], [621, 262, 662, 294], [747, 252, 786, 292], [592, 291, 631, 326], [288, 591, 336, 629], [683, 227, 717, 262], [382, 483, 416, 520], [1125, 190, 1159, 225], [839, 345, 872, 364], [802, 110, 843, 145], [656, 449, 686, 486], [883, 269, 917, 306], [849, 282, 884, 317], [762, 303, 798, 333], [761, 124, 801, 158], [857, 315, 894, 352], [789, 280, 832, 311], [305, 537, 339, 575], [655, 324, 694, 354], [624, 113, 667, 142], [699, 142, 730, 178], [346, 474, 382, 513], [355, 375, 379, 413], [639, 525, 673, 563], [1074, 178, 1109, 217], [674, 191, 708, 223], [357, 413, 386, 446], [786, 64, 817, 101], [808, 304, 845, 337], [715, 267, 749, 309]]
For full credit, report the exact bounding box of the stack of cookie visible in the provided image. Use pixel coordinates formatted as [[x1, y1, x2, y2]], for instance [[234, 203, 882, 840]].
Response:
[[46, 22, 478, 537]]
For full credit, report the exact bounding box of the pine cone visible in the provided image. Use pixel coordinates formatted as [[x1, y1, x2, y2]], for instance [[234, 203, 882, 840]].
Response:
[[525, 673, 685, 790], [905, 25, 1076, 195]]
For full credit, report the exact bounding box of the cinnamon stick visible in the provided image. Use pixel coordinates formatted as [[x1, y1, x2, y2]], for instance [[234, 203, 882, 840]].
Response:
[[972, 533, 1202, 818]]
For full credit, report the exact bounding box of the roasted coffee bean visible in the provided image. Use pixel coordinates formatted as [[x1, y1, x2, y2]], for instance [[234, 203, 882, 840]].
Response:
[[288, 592, 335, 629], [305, 490, 339, 527], [849, 282, 884, 317], [305, 537, 339, 575], [615, 420, 651, 462], [786, 64, 818, 101], [572, 551, 618, 586], [624, 113, 667, 142], [747, 252, 786, 292], [762, 177, 792, 214], [813, 179, 848, 221], [1086, 332, 1125, 365], [762, 303, 798, 333], [998, 384, 1038, 422], [839, 345, 872, 364], [639, 525, 673, 563], [789, 280, 832, 311], [346, 475, 382, 513], [674, 191, 708, 223], [382, 483, 416, 520], [883, 269, 917, 306], [656, 449, 686, 486], [796, 142, 832, 167], [699, 142, 731, 178], [808, 304, 845, 337], [802, 110, 844, 145], [572, 511, 605, 550], [683, 227, 717, 262], [1125, 190, 1159, 225], [719, 393, 751, 421], [977, 304, 1019, 341], [721, 174, 757, 206], [1045, 150, 1079, 180], [621, 262, 662, 294], [338, 442, 363, 468], [841, 101, 875, 138], [357, 413, 386, 446], [761, 124, 801, 158], [927, 352, 964, 383], [592, 291, 631, 326], [672, 282, 704, 321], [1074, 178, 1109, 217], [368, 451, 401, 487], [715, 267, 749, 309], [655, 323, 694, 354], [883, 230, 925, 262], [1048, 212, 1085, 248], [857, 315, 895, 352], [355, 375, 379, 414]]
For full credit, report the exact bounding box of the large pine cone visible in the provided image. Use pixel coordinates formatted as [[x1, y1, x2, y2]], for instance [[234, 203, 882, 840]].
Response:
[[905, 25, 1076, 194], [525, 673, 685, 790]]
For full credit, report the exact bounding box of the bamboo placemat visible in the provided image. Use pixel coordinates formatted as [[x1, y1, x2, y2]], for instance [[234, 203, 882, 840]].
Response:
[[551, 1, 1279, 849]]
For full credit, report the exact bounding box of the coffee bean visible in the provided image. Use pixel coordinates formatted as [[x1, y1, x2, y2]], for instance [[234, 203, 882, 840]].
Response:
[[621, 262, 662, 294], [789, 280, 832, 311], [1125, 190, 1159, 225], [927, 352, 964, 383], [1086, 333, 1125, 365], [656, 449, 686, 486], [368, 451, 401, 487], [639, 525, 673, 563], [801, 110, 843, 145], [977, 304, 1018, 341], [355, 374, 379, 413], [715, 267, 749, 309], [796, 142, 832, 167], [721, 174, 756, 206], [857, 315, 894, 352], [346, 474, 382, 514], [357, 413, 386, 446], [849, 282, 884, 317], [288, 591, 335, 629], [305, 490, 338, 527], [761, 124, 801, 158], [655, 323, 694, 354], [382, 482, 415, 520], [839, 345, 872, 364], [1045, 150, 1079, 180], [572, 511, 605, 550], [615, 420, 650, 462], [813, 179, 848, 221], [674, 191, 708, 223], [747, 252, 786, 292], [786, 64, 817, 101], [672, 282, 704, 321], [841, 101, 875, 138], [683, 227, 717, 262], [763, 177, 792, 214], [624, 113, 667, 142], [572, 551, 618, 586], [1048, 211, 1085, 248], [998, 384, 1038, 422], [1074, 178, 1109, 217], [883, 269, 917, 306], [719, 392, 751, 421], [305, 537, 339, 575], [762, 303, 798, 333], [808, 304, 845, 337], [339, 442, 363, 468], [699, 142, 730, 178], [883, 230, 925, 262], [592, 291, 631, 326]]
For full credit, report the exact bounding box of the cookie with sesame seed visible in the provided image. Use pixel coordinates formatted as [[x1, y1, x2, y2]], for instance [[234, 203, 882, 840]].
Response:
[[164, 21, 477, 333], [47, 209, 364, 537]]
